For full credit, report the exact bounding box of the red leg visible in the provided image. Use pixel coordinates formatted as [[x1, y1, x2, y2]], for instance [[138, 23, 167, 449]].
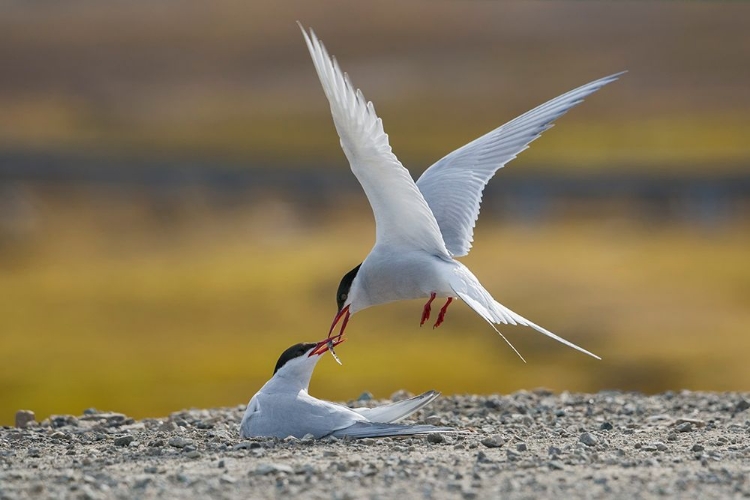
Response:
[[433, 297, 454, 329], [420, 292, 437, 326]]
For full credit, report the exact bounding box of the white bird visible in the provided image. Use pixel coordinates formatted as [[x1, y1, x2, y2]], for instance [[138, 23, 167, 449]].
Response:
[[240, 337, 451, 439], [300, 24, 623, 361]]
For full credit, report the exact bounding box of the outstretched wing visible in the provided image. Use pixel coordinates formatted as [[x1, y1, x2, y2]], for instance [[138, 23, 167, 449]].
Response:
[[300, 25, 450, 256], [351, 390, 440, 423], [416, 72, 625, 257]]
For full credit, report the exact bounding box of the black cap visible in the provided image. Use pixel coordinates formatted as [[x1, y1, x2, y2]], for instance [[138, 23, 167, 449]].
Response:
[[273, 342, 318, 375], [336, 263, 361, 311]]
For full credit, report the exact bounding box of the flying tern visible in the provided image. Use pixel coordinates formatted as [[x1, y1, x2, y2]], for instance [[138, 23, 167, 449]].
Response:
[[240, 338, 451, 439], [300, 24, 623, 360]]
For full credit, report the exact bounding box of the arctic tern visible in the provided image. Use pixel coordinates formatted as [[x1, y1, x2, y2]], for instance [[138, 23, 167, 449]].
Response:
[[300, 24, 623, 360], [240, 337, 451, 439]]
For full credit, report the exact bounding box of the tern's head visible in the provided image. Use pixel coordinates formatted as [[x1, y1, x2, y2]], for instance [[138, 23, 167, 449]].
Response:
[[335, 263, 361, 312], [329, 263, 361, 337], [272, 337, 345, 387]]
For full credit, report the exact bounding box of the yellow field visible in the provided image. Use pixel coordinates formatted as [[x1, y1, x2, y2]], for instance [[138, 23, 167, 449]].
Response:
[[1, 195, 748, 426]]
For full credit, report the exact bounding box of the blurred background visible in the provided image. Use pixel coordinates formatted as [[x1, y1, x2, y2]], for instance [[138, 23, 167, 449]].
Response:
[[1, 1, 749, 426]]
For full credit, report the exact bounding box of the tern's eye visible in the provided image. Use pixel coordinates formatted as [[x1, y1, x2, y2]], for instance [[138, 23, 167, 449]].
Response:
[[339, 293, 347, 302]]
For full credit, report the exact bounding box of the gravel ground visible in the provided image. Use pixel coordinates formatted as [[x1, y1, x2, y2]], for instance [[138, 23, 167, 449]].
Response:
[[1, 390, 749, 499]]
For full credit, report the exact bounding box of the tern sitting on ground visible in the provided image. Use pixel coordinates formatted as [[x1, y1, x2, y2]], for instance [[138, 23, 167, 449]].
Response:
[[299, 24, 624, 361], [240, 338, 451, 439]]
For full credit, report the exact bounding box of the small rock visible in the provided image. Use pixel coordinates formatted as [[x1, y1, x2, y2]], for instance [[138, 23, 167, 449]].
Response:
[[692, 444, 704, 452], [675, 422, 693, 433], [254, 463, 294, 475], [481, 435, 505, 448], [548, 460, 565, 470], [357, 392, 373, 401], [27, 448, 41, 458], [390, 390, 414, 402], [427, 433, 445, 444], [506, 449, 520, 461], [220, 475, 236, 484], [15, 410, 35, 429], [114, 435, 134, 447], [83, 408, 99, 415], [580, 432, 598, 446], [735, 399, 750, 413], [476, 451, 492, 463], [218, 460, 226, 468], [50, 431, 68, 440], [516, 442, 528, 452], [159, 421, 178, 432], [186, 450, 201, 459], [425, 415, 444, 426], [233, 441, 261, 451], [168, 437, 192, 448], [600, 422, 613, 431], [654, 442, 668, 451]]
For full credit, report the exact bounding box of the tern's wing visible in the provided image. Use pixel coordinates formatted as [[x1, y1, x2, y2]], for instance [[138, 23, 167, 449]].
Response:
[[416, 72, 624, 257], [241, 391, 365, 439], [351, 390, 441, 423], [300, 25, 450, 256], [330, 422, 453, 439]]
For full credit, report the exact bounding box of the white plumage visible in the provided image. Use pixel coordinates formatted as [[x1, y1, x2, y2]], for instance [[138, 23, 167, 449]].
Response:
[[240, 339, 449, 439], [300, 24, 623, 360]]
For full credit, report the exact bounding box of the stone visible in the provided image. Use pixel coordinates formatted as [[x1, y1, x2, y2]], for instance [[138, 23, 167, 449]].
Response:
[[114, 435, 134, 447], [254, 463, 294, 475], [580, 432, 598, 446], [15, 410, 35, 429], [390, 390, 414, 402], [480, 435, 505, 448], [357, 392, 373, 401], [427, 433, 445, 444], [168, 437, 192, 448]]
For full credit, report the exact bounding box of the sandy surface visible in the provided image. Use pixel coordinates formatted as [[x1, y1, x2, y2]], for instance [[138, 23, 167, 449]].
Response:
[[1, 390, 749, 499]]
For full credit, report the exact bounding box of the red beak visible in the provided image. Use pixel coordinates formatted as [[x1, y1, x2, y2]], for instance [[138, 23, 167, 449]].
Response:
[[308, 335, 346, 357], [328, 304, 351, 338]]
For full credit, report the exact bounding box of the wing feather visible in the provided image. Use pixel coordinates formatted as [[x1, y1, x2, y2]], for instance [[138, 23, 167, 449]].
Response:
[[416, 72, 625, 257], [300, 25, 450, 256]]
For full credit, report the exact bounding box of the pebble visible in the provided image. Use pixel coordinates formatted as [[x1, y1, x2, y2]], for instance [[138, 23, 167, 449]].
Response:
[[390, 390, 414, 402], [4, 391, 748, 498], [255, 463, 294, 475], [15, 410, 36, 429], [427, 433, 446, 444], [168, 437, 192, 448], [548, 460, 565, 470], [675, 422, 693, 433], [357, 392, 373, 401], [579, 432, 598, 446], [114, 435, 135, 447], [480, 435, 505, 448]]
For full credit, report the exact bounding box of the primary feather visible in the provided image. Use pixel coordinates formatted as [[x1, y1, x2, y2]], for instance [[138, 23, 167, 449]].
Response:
[[416, 72, 625, 257]]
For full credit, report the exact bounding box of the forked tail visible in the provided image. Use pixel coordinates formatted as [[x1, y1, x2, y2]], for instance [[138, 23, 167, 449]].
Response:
[[450, 265, 600, 360], [351, 390, 441, 423]]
